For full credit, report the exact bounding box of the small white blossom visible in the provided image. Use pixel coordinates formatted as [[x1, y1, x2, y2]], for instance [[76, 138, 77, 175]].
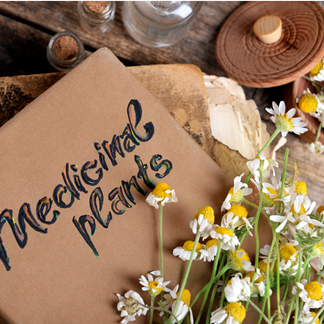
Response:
[[117, 290, 148, 324]]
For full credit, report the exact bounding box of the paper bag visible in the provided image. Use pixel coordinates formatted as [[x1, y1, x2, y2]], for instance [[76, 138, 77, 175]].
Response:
[[0, 48, 231, 323]]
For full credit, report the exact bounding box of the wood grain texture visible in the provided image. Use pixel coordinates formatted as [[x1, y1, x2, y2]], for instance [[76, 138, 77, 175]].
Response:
[[0, 1, 281, 108], [0, 1, 242, 76], [216, 1, 324, 88]]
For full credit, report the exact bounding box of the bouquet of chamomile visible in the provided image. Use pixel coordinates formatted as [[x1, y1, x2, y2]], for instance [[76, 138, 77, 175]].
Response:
[[116, 100, 324, 324]]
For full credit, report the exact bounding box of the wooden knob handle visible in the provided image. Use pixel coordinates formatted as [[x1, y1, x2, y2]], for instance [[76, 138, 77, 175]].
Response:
[[253, 15, 282, 44]]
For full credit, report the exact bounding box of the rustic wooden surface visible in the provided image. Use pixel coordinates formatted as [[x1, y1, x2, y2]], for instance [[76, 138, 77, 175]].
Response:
[[0, 2, 324, 212], [216, 1, 324, 88]]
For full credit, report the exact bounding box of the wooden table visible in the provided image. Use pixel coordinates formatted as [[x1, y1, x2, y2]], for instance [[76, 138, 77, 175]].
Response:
[[0, 1, 324, 205]]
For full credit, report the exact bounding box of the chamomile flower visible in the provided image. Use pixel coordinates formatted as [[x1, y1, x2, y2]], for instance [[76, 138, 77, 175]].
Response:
[[265, 101, 307, 137], [161, 285, 193, 324], [311, 241, 324, 271], [221, 173, 252, 212], [139, 270, 171, 297], [227, 248, 254, 272], [200, 239, 219, 262], [270, 195, 320, 235], [210, 226, 240, 251], [297, 89, 324, 114], [292, 279, 324, 314], [309, 58, 324, 82], [116, 290, 148, 324], [221, 204, 253, 235], [244, 269, 269, 297], [224, 273, 251, 302], [278, 243, 301, 276], [247, 155, 278, 181], [289, 195, 322, 235], [298, 311, 320, 324], [190, 206, 215, 239], [306, 141, 324, 155], [146, 182, 178, 209], [210, 302, 246, 324], [173, 240, 205, 261]]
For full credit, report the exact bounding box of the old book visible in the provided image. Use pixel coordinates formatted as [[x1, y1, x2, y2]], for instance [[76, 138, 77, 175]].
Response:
[[0, 48, 231, 323]]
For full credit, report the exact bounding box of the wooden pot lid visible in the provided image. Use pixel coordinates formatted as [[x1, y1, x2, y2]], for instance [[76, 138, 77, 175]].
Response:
[[216, 1, 324, 88]]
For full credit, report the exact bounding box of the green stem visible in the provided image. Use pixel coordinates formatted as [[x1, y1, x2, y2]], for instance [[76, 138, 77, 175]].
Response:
[[302, 75, 324, 89], [275, 240, 281, 320], [142, 301, 180, 324], [294, 233, 303, 324], [315, 119, 324, 145], [249, 299, 273, 324], [205, 283, 218, 324], [150, 296, 155, 324], [195, 246, 222, 324], [168, 231, 201, 324], [245, 171, 263, 311], [310, 304, 324, 324], [219, 269, 231, 307], [159, 204, 164, 279], [245, 128, 281, 184], [266, 232, 277, 319], [279, 149, 289, 199]]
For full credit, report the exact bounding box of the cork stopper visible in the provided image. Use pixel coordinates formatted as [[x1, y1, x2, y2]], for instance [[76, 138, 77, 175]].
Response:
[[54, 36, 78, 61], [85, 1, 109, 13], [253, 15, 282, 44]]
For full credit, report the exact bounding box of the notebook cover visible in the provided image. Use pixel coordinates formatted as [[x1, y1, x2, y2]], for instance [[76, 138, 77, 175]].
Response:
[[0, 48, 231, 324]]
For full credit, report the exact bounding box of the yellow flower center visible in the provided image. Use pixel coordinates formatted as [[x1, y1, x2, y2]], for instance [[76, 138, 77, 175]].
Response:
[[258, 260, 268, 274], [206, 239, 218, 249], [228, 187, 244, 203], [194, 206, 215, 225], [182, 241, 203, 252], [290, 203, 306, 215], [228, 204, 248, 218], [294, 180, 307, 195], [215, 227, 233, 237], [315, 242, 323, 256], [310, 60, 323, 76], [224, 302, 246, 323], [235, 249, 251, 262], [317, 205, 324, 215], [298, 93, 318, 113], [275, 114, 293, 132], [310, 312, 320, 324], [262, 187, 278, 207], [305, 282, 323, 301], [245, 271, 264, 284], [124, 297, 140, 315], [177, 289, 191, 307], [148, 281, 163, 296], [279, 244, 297, 262], [152, 182, 172, 198], [228, 249, 251, 271]]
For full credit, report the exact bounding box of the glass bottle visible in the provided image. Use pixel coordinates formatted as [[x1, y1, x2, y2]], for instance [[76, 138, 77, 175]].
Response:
[[47, 32, 85, 72], [122, 1, 203, 48], [78, 1, 116, 34]]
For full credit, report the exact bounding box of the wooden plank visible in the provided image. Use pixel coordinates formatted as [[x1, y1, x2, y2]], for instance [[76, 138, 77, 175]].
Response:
[[0, 1, 242, 76], [0, 2, 279, 111], [0, 13, 92, 77]]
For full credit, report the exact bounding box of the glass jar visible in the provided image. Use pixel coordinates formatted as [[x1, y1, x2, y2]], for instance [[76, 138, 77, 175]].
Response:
[[78, 1, 116, 34], [122, 1, 203, 48], [47, 32, 85, 72]]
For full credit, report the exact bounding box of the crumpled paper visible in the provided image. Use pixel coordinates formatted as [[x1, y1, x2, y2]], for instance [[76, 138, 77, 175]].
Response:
[[204, 75, 270, 179]]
